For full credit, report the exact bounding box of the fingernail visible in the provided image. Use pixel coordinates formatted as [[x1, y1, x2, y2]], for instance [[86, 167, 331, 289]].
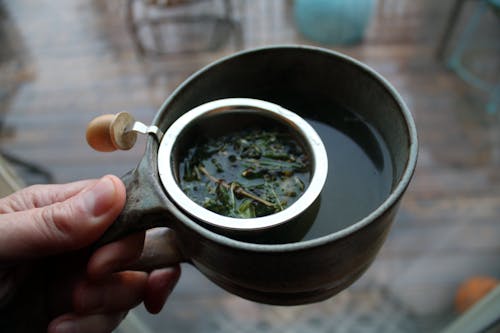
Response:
[[145, 267, 181, 314], [54, 321, 76, 333], [82, 176, 116, 217], [159, 268, 181, 292]]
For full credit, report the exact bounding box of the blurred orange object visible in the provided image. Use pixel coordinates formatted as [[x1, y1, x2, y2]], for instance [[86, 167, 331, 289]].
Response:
[[455, 276, 499, 313]]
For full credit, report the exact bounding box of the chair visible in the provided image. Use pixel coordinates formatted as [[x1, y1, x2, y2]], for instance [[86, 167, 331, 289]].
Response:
[[126, 0, 241, 55], [437, 0, 500, 114]]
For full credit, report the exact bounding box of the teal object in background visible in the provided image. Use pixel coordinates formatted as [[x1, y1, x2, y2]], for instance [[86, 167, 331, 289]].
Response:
[[294, 0, 376, 45]]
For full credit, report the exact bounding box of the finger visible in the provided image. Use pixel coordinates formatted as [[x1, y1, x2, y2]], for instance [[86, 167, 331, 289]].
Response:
[[74, 271, 147, 314], [87, 232, 145, 280], [0, 175, 126, 261], [0, 180, 97, 213], [144, 266, 181, 314], [48, 312, 127, 333]]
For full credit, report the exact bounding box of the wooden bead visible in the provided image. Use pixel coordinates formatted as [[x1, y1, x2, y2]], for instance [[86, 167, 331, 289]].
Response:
[[86, 114, 117, 152], [86, 112, 138, 152]]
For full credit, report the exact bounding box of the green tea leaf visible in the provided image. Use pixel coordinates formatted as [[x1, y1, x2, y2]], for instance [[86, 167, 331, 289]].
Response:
[[179, 127, 311, 219], [238, 199, 256, 218]]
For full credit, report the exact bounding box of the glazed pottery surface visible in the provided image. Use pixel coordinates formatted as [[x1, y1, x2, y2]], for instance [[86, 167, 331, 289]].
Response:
[[99, 46, 418, 305]]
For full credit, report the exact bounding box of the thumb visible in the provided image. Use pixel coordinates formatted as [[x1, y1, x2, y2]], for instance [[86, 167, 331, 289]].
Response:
[[0, 175, 126, 261]]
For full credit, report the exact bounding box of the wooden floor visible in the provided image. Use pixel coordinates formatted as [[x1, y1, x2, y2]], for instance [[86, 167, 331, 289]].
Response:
[[1, 0, 499, 332]]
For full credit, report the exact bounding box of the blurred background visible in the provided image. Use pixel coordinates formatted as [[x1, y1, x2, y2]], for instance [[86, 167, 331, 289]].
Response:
[[0, 0, 499, 332]]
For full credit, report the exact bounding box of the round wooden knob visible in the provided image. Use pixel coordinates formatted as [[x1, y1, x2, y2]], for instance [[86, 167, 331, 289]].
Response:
[[86, 112, 138, 152]]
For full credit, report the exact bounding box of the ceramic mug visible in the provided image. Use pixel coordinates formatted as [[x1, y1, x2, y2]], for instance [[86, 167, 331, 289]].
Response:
[[97, 45, 418, 305]]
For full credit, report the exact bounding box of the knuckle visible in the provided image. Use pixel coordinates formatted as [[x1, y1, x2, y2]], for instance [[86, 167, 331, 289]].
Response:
[[39, 201, 89, 246], [26, 184, 44, 193], [0, 185, 45, 213], [24, 185, 46, 207]]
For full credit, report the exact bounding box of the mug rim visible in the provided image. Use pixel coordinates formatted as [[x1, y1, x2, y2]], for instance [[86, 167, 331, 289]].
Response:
[[152, 45, 418, 252]]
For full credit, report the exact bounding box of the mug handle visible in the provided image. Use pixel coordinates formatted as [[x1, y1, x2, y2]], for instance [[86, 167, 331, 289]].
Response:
[[95, 165, 171, 247], [94, 161, 188, 269], [128, 228, 186, 271]]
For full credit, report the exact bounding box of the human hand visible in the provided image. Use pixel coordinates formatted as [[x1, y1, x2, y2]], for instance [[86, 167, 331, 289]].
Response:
[[0, 175, 181, 333]]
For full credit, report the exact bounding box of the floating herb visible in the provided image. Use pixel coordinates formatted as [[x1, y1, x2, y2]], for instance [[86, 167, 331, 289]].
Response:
[[179, 128, 310, 218]]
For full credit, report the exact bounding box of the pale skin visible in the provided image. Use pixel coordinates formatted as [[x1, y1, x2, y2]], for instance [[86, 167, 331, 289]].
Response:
[[0, 175, 181, 333]]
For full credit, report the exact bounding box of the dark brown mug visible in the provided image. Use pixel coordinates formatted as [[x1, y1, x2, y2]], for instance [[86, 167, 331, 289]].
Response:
[[97, 45, 418, 305]]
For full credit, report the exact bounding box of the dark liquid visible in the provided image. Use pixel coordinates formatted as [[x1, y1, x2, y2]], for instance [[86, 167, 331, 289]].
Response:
[[182, 105, 394, 243], [300, 114, 394, 241]]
